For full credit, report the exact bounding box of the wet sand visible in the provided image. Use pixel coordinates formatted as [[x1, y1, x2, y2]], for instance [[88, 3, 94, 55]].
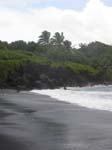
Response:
[[0, 91, 112, 150]]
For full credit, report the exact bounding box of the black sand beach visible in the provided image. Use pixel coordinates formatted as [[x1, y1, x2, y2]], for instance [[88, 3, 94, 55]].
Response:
[[0, 91, 112, 150]]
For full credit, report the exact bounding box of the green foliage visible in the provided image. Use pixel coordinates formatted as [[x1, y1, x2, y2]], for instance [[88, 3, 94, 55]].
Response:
[[0, 41, 8, 50], [0, 60, 21, 82], [64, 62, 99, 75], [0, 49, 49, 64], [9, 40, 27, 51], [0, 31, 112, 88], [51, 32, 65, 46], [51, 62, 98, 75], [38, 30, 51, 45], [0, 48, 49, 85], [63, 40, 72, 49]]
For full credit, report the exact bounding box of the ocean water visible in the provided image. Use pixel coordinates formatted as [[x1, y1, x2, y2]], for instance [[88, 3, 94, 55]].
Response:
[[31, 85, 112, 112]]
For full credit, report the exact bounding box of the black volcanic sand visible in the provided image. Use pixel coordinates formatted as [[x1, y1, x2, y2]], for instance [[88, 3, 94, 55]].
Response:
[[0, 91, 112, 150]]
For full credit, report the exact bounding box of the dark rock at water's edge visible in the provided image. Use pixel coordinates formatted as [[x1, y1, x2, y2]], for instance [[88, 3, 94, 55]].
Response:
[[0, 64, 111, 91]]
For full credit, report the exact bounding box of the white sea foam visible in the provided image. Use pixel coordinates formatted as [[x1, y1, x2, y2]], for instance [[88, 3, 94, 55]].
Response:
[[31, 85, 112, 111]]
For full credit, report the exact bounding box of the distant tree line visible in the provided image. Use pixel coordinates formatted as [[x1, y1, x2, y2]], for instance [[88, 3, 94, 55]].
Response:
[[1, 31, 71, 51], [0, 30, 112, 89]]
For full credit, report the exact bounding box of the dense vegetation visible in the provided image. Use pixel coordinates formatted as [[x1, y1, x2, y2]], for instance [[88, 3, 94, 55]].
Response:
[[0, 31, 112, 90]]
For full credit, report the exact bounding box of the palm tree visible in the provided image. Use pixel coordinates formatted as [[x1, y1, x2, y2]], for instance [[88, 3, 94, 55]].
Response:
[[51, 32, 65, 46], [63, 40, 72, 49], [38, 30, 51, 45]]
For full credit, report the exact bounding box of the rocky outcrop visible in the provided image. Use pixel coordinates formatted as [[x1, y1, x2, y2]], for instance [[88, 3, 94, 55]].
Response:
[[1, 63, 110, 90]]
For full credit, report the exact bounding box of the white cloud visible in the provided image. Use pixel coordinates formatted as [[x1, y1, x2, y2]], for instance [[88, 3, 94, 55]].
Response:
[[0, 0, 112, 45]]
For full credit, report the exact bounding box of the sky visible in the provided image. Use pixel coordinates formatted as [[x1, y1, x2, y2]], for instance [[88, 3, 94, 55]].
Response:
[[0, 0, 112, 45]]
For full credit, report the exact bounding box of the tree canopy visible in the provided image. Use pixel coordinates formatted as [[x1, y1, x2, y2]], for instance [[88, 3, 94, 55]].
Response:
[[0, 31, 112, 89]]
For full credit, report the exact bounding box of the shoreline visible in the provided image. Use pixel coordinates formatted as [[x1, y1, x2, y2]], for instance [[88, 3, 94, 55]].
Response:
[[1, 85, 112, 113], [0, 82, 112, 92], [1, 88, 112, 112], [0, 91, 112, 149]]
